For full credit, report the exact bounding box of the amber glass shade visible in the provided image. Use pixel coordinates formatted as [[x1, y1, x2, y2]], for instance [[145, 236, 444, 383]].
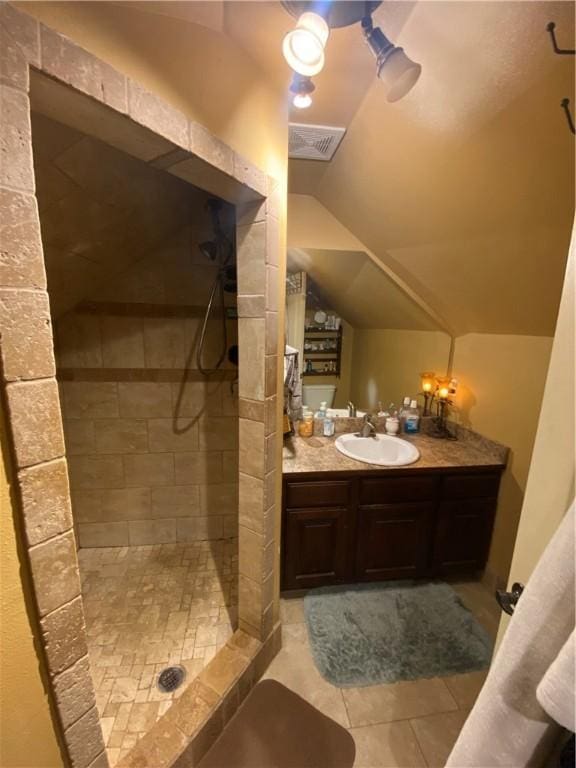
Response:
[[436, 377, 451, 399], [420, 372, 436, 393]]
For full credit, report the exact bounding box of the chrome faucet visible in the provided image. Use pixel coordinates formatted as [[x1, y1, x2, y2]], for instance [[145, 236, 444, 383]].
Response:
[[347, 401, 357, 417], [359, 413, 377, 438]]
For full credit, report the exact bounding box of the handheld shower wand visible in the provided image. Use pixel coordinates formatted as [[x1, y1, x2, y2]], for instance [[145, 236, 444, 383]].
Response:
[[196, 199, 235, 376]]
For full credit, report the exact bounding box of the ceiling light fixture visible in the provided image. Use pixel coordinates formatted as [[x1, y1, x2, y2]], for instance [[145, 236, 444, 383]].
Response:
[[281, 2, 422, 106], [282, 11, 329, 77], [290, 74, 315, 109], [361, 15, 421, 102]]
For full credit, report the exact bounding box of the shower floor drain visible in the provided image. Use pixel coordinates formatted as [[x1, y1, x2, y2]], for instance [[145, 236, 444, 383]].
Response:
[[157, 665, 186, 694]]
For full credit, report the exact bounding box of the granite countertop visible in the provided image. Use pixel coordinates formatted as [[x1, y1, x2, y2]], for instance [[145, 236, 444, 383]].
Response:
[[283, 422, 509, 475]]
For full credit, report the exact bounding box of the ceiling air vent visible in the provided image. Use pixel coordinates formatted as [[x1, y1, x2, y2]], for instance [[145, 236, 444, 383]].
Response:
[[288, 123, 346, 161]]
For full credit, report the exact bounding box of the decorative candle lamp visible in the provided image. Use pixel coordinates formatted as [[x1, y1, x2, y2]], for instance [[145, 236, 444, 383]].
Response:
[[431, 377, 458, 440], [420, 371, 436, 416]]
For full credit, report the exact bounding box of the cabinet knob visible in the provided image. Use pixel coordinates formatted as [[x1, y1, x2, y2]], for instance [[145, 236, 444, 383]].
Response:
[[495, 582, 524, 616]]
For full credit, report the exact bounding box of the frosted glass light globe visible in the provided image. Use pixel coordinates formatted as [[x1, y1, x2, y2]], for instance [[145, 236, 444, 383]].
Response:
[[283, 12, 329, 77]]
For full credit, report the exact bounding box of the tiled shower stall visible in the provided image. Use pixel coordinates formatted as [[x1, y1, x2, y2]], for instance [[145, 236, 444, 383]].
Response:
[[32, 112, 240, 761]]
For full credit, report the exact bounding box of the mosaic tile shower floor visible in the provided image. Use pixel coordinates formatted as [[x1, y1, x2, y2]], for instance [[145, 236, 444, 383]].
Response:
[[78, 539, 238, 766]]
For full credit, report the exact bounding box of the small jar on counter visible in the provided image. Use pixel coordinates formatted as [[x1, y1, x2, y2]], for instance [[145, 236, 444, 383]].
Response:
[[298, 410, 314, 438], [323, 415, 335, 437]]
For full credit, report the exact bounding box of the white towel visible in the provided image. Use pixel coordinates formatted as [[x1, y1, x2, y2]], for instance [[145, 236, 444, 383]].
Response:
[[446, 501, 575, 768], [536, 631, 575, 732]]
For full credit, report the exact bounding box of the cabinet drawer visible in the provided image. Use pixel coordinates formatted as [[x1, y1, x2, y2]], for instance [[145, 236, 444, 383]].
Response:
[[285, 480, 351, 509], [359, 476, 438, 505], [442, 473, 500, 500]]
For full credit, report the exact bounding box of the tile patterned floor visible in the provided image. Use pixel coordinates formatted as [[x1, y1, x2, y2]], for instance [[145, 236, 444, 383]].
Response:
[[78, 540, 238, 766], [266, 581, 500, 768]]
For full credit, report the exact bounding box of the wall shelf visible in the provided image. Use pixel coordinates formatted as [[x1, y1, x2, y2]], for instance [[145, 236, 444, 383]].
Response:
[[303, 325, 342, 377]]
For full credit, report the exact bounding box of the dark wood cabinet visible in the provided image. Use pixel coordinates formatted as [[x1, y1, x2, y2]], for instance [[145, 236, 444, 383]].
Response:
[[432, 498, 497, 575], [282, 467, 502, 590], [356, 502, 434, 581], [284, 507, 349, 589]]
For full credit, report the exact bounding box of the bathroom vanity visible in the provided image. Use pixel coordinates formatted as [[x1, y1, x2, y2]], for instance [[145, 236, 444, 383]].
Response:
[[281, 429, 508, 591]]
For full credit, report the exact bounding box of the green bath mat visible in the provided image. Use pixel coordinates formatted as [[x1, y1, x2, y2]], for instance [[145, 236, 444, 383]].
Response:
[[304, 582, 493, 687]]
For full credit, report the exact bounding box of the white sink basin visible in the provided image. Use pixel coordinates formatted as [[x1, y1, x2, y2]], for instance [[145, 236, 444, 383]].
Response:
[[335, 432, 420, 467]]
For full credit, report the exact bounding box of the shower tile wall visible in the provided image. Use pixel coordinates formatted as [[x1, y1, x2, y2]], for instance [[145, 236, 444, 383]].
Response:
[[31, 113, 239, 549], [55, 234, 238, 548]]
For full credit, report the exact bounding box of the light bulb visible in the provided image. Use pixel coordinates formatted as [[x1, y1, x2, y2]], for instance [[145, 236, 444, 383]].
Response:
[[283, 12, 329, 77], [420, 371, 436, 393], [289, 73, 315, 110], [293, 92, 312, 109]]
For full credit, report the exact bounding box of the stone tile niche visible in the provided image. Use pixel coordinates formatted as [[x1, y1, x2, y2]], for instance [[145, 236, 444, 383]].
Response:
[[0, 6, 282, 768]]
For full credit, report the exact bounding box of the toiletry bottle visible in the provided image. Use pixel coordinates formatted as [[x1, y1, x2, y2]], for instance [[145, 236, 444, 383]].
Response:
[[323, 415, 335, 437], [404, 400, 421, 434], [400, 396, 411, 421], [398, 397, 409, 429], [315, 401, 328, 420]]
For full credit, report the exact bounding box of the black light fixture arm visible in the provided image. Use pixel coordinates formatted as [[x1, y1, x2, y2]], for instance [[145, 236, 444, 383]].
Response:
[[361, 14, 395, 73], [546, 22, 576, 55]]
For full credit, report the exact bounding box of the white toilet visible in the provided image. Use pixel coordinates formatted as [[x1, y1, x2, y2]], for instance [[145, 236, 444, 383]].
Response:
[[302, 384, 337, 411]]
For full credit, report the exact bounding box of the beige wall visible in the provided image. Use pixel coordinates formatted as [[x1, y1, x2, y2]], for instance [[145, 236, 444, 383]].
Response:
[[350, 329, 451, 411], [0, 402, 63, 768], [452, 333, 554, 585], [502, 222, 574, 608]]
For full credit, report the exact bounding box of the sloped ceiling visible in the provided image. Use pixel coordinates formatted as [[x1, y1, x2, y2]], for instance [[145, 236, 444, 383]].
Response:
[[289, 1, 575, 336], [32, 113, 204, 317], [288, 248, 443, 331]]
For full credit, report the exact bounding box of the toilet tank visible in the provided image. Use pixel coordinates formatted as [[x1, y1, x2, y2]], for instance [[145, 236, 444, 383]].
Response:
[[302, 384, 337, 411]]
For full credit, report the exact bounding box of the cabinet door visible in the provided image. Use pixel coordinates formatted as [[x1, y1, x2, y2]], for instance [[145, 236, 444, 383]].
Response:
[[432, 498, 497, 575], [356, 503, 434, 581], [283, 507, 349, 590]]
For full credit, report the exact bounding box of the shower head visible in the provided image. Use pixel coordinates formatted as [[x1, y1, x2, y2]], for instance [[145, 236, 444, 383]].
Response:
[[206, 198, 224, 238], [199, 240, 218, 261]]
